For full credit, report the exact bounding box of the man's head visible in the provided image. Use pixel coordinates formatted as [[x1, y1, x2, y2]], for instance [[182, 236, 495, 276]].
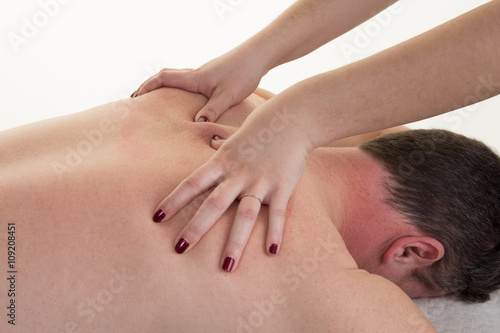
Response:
[[360, 129, 500, 302]]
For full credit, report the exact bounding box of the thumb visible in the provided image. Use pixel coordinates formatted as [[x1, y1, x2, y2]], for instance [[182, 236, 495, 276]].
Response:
[[194, 91, 235, 122], [134, 68, 197, 97], [210, 135, 226, 150]]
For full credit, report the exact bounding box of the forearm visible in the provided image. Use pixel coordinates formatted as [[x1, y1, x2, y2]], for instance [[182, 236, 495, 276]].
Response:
[[274, 0, 500, 147], [239, 0, 397, 73], [326, 126, 408, 147]]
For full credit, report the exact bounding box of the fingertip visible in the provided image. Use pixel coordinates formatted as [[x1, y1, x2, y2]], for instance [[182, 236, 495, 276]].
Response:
[[210, 135, 225, 150], [269, 243, 279, 255], [222, 256, 236, 272], [197, 115, 209, 122], [195, 103, 221, 122], [153, 209, 166, 223], [174, 237, 190, 254], [195, 108, 213, 122], [267, 198, 288, 256]]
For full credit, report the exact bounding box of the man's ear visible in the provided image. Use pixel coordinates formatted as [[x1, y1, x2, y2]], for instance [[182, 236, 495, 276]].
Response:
[[382, 236, 445, 266]]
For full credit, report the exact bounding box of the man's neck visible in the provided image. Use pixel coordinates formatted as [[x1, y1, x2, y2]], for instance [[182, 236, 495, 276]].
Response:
[[307, 147, 412, 271]]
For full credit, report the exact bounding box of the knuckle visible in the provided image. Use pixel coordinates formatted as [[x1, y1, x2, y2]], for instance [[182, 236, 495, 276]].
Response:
[[158, 70, 173, 85], [185, 223, 204, 239], [226, 89, 238, 106], [238, 207, 259, 221], [157, 70, 167, 80], [203, 105, 218, 119], [228, 240, 245, 253], [278, 177, 293, 188], [272, 208, 287, 220], [185, 174, 202, 191], [206, 193, 226, 210], [197, 75, 214, 95], [159, 68, 170, 75], [227, 237, 246, 253]]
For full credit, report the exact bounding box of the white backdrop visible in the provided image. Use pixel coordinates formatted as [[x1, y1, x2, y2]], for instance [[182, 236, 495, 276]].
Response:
[[1, 0, 499, 151]]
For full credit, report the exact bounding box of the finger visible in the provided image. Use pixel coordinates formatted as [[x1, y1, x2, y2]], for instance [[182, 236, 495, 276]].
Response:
[[210, 123, 236, 149], [132, 74, 163, 98], [221, 192, 264, 272], [173, 182, 242, 255], [152, 163, 224, 223], [134, 69, 197, 97], [265, 190, 290, 255], [210, 135, 226, 150], [194, 89, 236, 122]]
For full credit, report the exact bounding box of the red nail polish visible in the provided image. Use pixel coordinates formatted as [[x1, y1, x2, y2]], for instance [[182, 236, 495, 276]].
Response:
[[222, 257, 235, 272], [198, 116, 209, 122], [175, 238, 189, 254], [153, 209, 165, 223], [269, 243, 278, 255]]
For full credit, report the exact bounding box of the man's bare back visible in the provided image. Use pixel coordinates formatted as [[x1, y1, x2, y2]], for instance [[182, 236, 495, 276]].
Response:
[[0, 88, 434, 332]]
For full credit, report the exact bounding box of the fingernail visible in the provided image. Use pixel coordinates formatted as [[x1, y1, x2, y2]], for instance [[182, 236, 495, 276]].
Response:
[[175, 238, 189, 254], [130, 91, 135, 98], [269, 243, 278, 255], [152, 209, 166, 223], [212, 135, 222, 141], [222, 257, 235, 272], [197, 116, 209, 122]]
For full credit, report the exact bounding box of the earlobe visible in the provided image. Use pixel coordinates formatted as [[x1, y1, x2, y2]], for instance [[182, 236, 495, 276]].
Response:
[[383, 236, 445, 266]]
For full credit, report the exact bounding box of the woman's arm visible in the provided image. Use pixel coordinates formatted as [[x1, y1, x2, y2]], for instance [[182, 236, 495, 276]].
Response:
[[133, 0, 397, 121], [152, 1, 500, 270], [325, 126, 409, 147], [242, 0, 398, 72], [280, 0, 500, 148]]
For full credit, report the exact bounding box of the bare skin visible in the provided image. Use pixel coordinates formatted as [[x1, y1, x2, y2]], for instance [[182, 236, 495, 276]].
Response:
[[133, 0, 500, 269], [0, 88, 434, 332]]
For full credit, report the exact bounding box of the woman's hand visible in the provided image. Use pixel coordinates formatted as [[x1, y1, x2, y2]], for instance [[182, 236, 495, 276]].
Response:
[[131, 46, 267, 122], [152, 101, 313, 272]]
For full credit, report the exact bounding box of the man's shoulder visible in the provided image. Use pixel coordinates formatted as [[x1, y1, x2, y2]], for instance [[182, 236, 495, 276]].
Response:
[[299, 268, 437, 332]]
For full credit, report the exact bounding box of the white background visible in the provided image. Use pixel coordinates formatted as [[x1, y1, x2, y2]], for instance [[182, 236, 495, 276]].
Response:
[[0, 0, 498, 150]]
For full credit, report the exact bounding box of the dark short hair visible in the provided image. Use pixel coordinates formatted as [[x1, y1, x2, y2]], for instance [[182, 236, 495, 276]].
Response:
[[360, 129, 500, 302]]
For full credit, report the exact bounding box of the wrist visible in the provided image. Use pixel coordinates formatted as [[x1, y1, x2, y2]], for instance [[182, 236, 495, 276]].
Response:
[[237, 30, 290, 76], [257, 88, 319, 154]]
